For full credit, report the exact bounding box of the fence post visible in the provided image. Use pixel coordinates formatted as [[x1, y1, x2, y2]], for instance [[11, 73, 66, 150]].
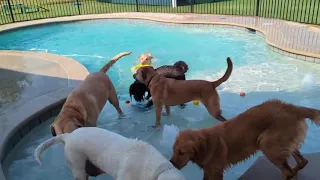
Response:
[[76, 0, 81, 15], [190, 0, 194, 13], [255, 0, 260, 16], [6, 0, 15, 23], [135, 0, 139, 12]]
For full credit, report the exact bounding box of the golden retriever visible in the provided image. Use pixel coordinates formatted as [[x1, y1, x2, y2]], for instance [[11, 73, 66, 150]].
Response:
[[170, 99, 320, 180], [135, 57, 233, 128]]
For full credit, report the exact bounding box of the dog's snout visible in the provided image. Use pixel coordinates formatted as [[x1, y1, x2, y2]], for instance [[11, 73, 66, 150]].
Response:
[[170, 159, 178, 168]]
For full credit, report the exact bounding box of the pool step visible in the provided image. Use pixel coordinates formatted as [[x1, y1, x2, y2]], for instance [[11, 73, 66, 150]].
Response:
[[239, 152, 320, 180]]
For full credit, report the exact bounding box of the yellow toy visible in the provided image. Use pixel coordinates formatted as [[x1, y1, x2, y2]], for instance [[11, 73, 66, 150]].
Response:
[[193, 100, 200, 105], [131, 64, 151, 74]]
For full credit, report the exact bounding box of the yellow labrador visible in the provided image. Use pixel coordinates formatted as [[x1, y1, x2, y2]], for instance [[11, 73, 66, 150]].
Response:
[[50, 52, 132, 136]]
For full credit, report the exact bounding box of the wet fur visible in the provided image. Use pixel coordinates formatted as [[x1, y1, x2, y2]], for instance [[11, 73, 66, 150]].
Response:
[[35, 127, 185, 180], [170, 99, 320, 180], [129, 61, 189, 104], [50, 52, 132, 177], [135, 58, 233, 127]]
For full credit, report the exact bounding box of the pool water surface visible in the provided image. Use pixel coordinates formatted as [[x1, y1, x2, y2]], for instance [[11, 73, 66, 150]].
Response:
[[1, 19, 320, 180]]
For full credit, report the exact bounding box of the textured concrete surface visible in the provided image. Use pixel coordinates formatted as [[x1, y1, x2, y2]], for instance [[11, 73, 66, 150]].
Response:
[[239, 153, 320, 180], [0, 13, 319, 60], [0, 51, 89, 180]]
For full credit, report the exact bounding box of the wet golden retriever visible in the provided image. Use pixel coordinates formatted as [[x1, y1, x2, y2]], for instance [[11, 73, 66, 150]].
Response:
[[135, 57, 233, 128], [170, 99, 320, 180]]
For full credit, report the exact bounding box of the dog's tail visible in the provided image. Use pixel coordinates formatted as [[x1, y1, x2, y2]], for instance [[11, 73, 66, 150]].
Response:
[[34, 134, 67, 165], [212, 57, 233, 88], [100, 52, 132, 73], [297, 106, 320, 125]]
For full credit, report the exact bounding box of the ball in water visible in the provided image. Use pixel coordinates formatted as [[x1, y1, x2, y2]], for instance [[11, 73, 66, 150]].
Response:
[[240, 92, 245, 97], [125, 100, 130, 104], [193, 100, 200, 105]]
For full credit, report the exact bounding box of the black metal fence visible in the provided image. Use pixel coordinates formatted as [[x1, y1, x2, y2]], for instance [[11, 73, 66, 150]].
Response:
[[0, 0, 319, 25]]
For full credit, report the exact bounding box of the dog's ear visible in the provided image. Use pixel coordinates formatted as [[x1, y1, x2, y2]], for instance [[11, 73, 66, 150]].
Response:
[[192, 132, 208, 162], [72, 119, 84, 128]]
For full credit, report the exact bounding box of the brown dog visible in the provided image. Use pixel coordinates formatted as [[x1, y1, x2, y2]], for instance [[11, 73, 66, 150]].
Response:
[[50, 51, 131, 136], [170, 99, 320, 180], [49, 52, 131, 177], [135, 57, 233, 127]]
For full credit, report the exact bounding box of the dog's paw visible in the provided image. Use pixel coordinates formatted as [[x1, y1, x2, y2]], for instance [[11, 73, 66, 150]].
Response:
[[162, 112, 170, 116], [118, 113, 129, 119], [179, 104, 187, 109], [148, 124, 161, 129]]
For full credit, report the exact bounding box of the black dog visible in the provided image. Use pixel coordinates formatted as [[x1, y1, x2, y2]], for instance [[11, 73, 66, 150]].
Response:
[[129, 61, 189, 108]]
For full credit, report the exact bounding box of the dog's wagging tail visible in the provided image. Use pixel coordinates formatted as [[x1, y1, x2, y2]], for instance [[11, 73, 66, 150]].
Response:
[[34, 134, 67, 165], [100, 52, 132, 73], [212, 57, 233, 88]]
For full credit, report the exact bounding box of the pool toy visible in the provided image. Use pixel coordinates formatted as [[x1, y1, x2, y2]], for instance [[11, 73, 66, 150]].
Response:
[[125, 100, 130, 104], [131, 64, 151, 74], [193, 100, 200, 105], [131, 103, 150, 111], [240, 92, 245, 97]]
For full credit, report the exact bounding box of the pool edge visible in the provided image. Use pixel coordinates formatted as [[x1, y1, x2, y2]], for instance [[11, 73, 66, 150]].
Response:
[[0, 51, 89, 180], [0, 13, 319, 63]]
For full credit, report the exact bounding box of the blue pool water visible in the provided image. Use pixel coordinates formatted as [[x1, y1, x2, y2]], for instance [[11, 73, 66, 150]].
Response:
[[1, 19, 320, 180]]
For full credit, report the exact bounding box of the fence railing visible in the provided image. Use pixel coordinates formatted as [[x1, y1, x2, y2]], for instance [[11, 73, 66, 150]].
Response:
[[0, 0, 319, 25]]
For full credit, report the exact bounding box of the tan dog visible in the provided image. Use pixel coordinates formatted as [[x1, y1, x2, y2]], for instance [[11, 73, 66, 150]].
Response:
[[50, 52, 131, 177], [135, 57, 233, 127], [170, 99, 320, 180], [139, 53, 153, 65], [50, 51, 131, 136]]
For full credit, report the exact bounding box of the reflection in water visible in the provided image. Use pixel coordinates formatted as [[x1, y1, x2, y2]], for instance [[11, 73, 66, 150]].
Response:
[[0, 68, 32, 116]]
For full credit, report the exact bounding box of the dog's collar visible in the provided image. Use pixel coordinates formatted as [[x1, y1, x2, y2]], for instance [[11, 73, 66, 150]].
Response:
[[146, 74, 156, 88]]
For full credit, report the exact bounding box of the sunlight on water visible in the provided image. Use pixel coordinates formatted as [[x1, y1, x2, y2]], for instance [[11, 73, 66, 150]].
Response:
[[1, 19, 320, 180], [301, 72, 316, 91]]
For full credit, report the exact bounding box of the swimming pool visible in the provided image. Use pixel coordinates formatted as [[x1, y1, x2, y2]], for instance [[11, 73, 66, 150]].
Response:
[[1, 19, 320, 180]]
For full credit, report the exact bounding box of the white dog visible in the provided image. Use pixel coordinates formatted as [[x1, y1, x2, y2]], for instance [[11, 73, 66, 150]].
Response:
[[34, 127, 185, 180]]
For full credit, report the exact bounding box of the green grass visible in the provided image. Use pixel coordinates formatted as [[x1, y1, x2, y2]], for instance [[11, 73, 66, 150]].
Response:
[[0, 0, 319, 25]]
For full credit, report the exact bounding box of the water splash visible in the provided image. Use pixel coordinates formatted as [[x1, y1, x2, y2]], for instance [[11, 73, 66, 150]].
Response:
[[62, 54, 104, 59], [160, 124, 179, 149], [301, 73, 316, 91]]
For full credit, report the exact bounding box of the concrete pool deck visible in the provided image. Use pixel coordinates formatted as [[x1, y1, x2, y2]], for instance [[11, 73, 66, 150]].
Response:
[[0, 51, 89, 179], [0, 13, 320, 62], [0, 13, 320, 179]]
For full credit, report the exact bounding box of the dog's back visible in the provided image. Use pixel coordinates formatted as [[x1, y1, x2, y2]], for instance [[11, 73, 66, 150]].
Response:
[[156, 66, 186, 80], [220, 99, 320, 165], [115, 139, 184, 180], [156, 60, 189, 80]]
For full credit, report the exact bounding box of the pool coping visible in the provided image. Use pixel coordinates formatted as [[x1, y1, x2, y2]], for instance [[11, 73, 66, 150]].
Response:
[[0, 12, 319, 180], [0, 13, 319, 63], [0, 51, 89, 180]]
